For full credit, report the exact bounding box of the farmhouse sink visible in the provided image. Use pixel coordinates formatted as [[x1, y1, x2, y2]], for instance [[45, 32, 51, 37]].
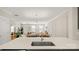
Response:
[[31, 42, 55, 46]]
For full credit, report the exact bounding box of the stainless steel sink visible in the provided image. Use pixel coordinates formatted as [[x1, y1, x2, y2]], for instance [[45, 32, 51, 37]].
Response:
[[31, 42, 55, 46]]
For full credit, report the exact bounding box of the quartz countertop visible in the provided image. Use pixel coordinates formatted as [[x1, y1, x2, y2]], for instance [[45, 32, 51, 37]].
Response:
[[0, 37, 78, 49]]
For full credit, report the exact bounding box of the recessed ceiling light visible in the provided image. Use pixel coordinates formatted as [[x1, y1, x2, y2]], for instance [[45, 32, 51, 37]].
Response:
[[14, 14, 19, 16]]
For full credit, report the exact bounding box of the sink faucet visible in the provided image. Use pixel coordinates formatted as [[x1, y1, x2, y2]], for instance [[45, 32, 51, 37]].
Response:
[[41, 37, 44, 42]]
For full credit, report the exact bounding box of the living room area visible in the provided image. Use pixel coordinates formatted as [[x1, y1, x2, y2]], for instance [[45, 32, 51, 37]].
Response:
[[0, 7, 79, 50]]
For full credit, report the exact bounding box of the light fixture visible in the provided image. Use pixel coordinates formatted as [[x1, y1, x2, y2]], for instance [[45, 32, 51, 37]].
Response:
[[14, 14, 19, 16]]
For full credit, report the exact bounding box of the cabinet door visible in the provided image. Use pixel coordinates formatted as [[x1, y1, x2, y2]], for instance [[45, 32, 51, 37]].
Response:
[[0, 16, 11, 45]]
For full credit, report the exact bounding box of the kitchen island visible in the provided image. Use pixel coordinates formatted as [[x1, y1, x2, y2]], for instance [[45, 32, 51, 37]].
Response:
[[0, 36, 78, 51]]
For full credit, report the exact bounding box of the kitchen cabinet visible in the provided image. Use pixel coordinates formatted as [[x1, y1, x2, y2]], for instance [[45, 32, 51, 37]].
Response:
[[0, 16, 11, 45]]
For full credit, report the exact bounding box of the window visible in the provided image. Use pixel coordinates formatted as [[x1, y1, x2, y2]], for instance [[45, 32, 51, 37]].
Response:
[[31, 25, 36, 32]]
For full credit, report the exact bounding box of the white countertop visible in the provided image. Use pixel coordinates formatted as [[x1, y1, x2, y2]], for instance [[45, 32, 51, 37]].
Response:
[[0, 36, 78, 49]]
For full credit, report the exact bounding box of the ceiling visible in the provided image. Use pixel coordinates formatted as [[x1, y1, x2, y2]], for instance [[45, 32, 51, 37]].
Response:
[[0, 7, 70, 23]]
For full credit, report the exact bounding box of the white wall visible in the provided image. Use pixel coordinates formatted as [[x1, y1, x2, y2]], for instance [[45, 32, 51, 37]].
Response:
[[66, 7, 79, 40], [47, 11, 68, 37], [47, 7, 79, 40], [67, 8, 74, 39], [0, 16, 11, 45], [71, 7, 79, 40]]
